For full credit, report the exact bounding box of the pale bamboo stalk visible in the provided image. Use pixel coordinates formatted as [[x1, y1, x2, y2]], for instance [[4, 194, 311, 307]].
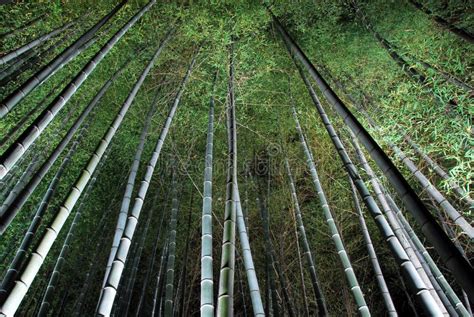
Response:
[[0, 30, 165, 317], [163, 172, 180, 317], [348, 178, 397, 316], [348, 130, 447, 313], [0, 1, 125, 118], [97, 48, 199, 316], [291, 106, 370, 316], [201, 72, 216, 316], [0, 20, 74, 65], [217, 41, 238, 316], [285, 159, 328, 317], [37, 147, 111, 316]]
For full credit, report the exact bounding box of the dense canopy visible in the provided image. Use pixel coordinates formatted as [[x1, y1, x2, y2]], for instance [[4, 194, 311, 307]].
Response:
[[0, 0, 472, 316]]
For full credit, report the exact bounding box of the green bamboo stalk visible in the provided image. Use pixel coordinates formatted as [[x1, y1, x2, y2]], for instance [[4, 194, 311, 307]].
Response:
[[152, 239, 169, 317], [0, 31, 165, 317], [163, 172, 180, 317], [347, 130, 447, 312], [101, 77, 163, 288], [291, 203, 311, 317], [0, 20, 74, 65], [217, 41, 238, 317], [0, 2, 125, 118], [134, 188, 168, 317], [0, 57, 129, 234], [291, 106, 370, 316], [0, 0, 155, 179], [37, 146, 111, 316], [235, 187, 265, 316], [201, 73, 216, 316], [291, 61, 442, 315], [270, 11, 474, 300], [121, 200, 155, 317], [285, 159, 328, 317], [257, 193, 296, 317], [348, 178, 397, 316], [97, 47, 199, 316]]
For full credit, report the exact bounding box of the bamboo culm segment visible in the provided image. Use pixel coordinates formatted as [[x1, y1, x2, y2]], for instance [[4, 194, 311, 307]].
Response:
[[270, 11, 474, 301], [0, 96, 96, 304], [292, 61, 442, 315], [0, 20, 74, 65], [285, 159, 328, 317], [101, 77, 164, 288], [349, 130, 470, 315], [0, 60, 130, 234], [163, 173, 179, 317], [235, 186, 264, 316], [348, 178, 397, 316], [201, 74, 216, 316], [97, 47, 198, 316], [217, 41, 238, 317], [0, 0, 154, 180], [37, 147, 111, 317], [0, 23, 161, 317], [291, 105, 370, 317], [0, 1, 126, 118]]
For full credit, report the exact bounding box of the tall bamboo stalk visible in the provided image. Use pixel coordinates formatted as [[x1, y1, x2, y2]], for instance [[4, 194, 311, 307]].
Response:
[[348, 178, 397, 316], [0, 98, 96, 302], [291, 105, 370, 316], [0, 32, 166, 317], [291, 61, 443, 315], [163, 172, 180, 317], [97, 47, 199, 316], [383, 189, 470, 317], [0, 20, 74, 65], [270, 11, 474, 300], [121, 199, 155, 317], [347, 130, 447, 313], [235, 187, 265, 316], [201, 72, 216, 316], [285, 159, 328, 317], [101, 78, 162, 288], [0, 57, 131, 234], [134, 187, 168, 317], [217, 41, 238, 317], [152, 239, 169, 317], [0, 1, 125, 118], [0, 0, 155, 179], [37, 147, 111, 316]]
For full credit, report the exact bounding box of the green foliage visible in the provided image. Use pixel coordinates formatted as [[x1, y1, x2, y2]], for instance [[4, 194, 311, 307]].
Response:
[[0, 0, 472, 315]]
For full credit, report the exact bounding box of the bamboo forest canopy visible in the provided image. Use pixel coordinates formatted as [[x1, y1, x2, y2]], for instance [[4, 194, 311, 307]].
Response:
[[0, 0, 472, 316]]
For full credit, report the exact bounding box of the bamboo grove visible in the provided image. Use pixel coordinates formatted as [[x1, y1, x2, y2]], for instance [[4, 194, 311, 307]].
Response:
[[0, 0, 472, 316]]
